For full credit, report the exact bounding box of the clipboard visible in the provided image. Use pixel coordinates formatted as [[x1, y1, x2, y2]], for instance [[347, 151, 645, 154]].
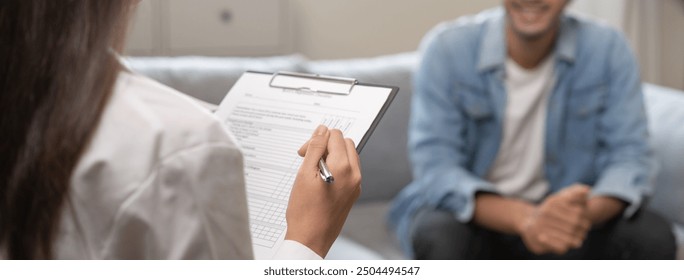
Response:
[[261, 71, 398, 153], [214, 70, 398, 259]]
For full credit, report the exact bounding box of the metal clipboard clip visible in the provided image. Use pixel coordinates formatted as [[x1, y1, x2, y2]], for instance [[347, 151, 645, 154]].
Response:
[[269, 71, 358, 95]]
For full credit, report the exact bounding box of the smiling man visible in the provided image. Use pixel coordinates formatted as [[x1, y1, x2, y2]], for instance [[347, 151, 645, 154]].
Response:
[[389, 0, 676, 259]]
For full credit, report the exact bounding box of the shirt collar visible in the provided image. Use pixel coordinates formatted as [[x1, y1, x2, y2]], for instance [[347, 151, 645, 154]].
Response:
[[477, 12, 578, 73]]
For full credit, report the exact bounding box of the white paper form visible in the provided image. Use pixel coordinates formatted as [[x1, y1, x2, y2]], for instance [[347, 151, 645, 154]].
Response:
[[215, 72, 393, 259]]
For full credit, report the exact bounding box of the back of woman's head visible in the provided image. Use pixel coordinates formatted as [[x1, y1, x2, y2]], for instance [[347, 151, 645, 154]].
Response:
[[0, 0, 134, 259]]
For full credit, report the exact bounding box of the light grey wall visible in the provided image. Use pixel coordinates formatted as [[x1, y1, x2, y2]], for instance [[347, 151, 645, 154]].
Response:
[[124, 0, 500, 59], [289, 0, 500, 59]]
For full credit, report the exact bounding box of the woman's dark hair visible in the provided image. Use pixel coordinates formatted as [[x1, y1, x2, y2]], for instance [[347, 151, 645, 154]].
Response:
[[0, 0, 133, 259]]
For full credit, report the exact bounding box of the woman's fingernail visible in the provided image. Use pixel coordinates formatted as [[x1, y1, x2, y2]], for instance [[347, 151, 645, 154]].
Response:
[[315, 125, 327, 135]]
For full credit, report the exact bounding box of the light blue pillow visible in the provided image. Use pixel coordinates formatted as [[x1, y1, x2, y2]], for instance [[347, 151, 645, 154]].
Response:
[[644, 83, 684, 230]]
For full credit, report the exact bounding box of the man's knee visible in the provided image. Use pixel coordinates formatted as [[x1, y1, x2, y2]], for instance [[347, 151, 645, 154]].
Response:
[[410, 208, 480, 259], [606, 210, 677, 259]]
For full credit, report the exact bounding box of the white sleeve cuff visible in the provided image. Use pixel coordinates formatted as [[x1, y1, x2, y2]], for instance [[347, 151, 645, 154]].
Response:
[[271, 240, 323, 260]]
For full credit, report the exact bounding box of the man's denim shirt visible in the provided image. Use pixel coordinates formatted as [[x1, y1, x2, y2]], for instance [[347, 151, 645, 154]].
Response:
[[388, 9, 656, 257]]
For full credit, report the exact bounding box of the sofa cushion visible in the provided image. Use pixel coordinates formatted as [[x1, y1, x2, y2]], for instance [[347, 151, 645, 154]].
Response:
[[326, 236, 384, 260], [125, 55, 306, 105], [304, 53, 419, 202], [643, 84, 684, 228], [341, 201, 405, 259]]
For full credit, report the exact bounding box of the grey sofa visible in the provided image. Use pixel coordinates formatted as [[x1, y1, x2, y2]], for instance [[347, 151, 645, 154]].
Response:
[[127, 52, 684, 260]]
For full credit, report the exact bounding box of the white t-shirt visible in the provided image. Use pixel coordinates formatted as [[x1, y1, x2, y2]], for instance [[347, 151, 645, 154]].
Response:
[[49, 71, 319, 259], [486, 57, 554, 202]]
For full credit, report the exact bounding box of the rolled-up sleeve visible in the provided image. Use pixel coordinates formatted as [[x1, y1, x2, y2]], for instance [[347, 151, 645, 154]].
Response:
[[592, 32, 657, 217]]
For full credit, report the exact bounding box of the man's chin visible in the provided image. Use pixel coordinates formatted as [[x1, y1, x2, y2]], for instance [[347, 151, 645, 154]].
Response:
[[514, 30, 547, 42], [511, 24, 553, 42]]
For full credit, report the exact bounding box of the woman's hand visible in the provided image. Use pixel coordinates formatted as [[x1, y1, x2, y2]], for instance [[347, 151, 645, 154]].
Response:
[[284, 125, 362, 258]]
